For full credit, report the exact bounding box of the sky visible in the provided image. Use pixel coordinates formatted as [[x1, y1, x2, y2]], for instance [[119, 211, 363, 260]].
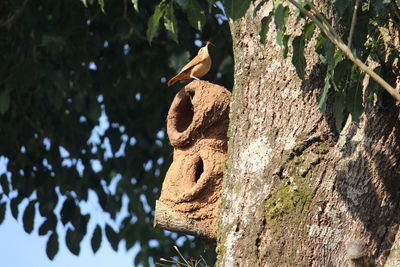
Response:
[[0, 107, 144, 267], [0, 208, 140, 267]]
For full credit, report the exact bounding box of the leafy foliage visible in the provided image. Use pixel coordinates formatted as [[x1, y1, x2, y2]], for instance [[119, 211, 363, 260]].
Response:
[[39, 212, 57, 236], [91, 224, 102, 253], [185, 0, 206, 32], [66, 227, 83, 256], [46, 231, 59, 260], [274, 4, 289, 50], [105, 224, 119, 252], [164, 4, 179, 43], [22, 200, 36, 233], [292, 23, 315, 80], [147, 0, 208, 44], [227, 0, 400, 131], [0, 0, 233, 264], [292, 36, 306, 80]]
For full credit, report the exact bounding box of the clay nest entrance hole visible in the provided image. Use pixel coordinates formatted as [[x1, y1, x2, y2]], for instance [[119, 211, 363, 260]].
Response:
[[194, 156, 204, 183], [174, 91, 195, 133]]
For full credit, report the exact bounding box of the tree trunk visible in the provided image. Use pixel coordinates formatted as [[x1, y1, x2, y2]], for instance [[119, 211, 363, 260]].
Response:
[[217, 2, 400, 266]]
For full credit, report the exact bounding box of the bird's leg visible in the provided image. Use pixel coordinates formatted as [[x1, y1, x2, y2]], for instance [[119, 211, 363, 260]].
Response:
[[190, 75, 201, 81]]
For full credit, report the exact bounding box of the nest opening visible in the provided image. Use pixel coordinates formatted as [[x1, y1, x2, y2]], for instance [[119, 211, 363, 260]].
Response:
[[194, 156, 204, 183], [175, 92, 194, 133]]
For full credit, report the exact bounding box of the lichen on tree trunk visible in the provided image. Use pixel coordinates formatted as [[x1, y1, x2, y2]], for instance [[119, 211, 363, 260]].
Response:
[[217, 2, 400, 266]]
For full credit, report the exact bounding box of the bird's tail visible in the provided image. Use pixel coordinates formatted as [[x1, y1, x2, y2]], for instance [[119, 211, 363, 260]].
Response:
[[167, 74, 180, 87]]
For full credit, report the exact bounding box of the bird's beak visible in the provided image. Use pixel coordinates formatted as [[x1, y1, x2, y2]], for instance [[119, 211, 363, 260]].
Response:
[[204, 41, 215, 47]]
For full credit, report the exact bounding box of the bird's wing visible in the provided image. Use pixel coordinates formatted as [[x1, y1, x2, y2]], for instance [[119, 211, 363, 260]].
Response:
[[177, 53, 206, 74]]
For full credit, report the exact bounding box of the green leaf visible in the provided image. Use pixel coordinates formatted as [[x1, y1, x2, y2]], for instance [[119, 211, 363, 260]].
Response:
[[105, 224, 119, 252], [315, 33, 327, 63], [107, 127, 121, 153], [0, 174, 9, 196], [274, 5, 289, 48], [0, 90, 10, 115], [38, 221, 50, 236], [98, 0, 105, 12], [46, 231, 59, 260], [333, 89, 345, 131], [146, 3, 165, 43], [186, 0, 206, 31], [66, 228, 82, 256], [80, 0, 87, 7], [346, 68, 363, 123], [164, 4, 179, 43], [319, 74, 331, 113], [333, 60, 352, 85], [39, 199, 57, 218], [303, 23, 315, 41], [72, 214, 89, 236], [60, 198, 76, 225], [333, 49, 344, 67], [259, 13, 273, 45], [23, 201, 36, 233], [10, 197, 20, 220], [282, 34, 289, 58], [366, 66, 384, 98], [0, 202, 6, 224], [124, 225, 136, 250], [292, 36, 306, 80], [325, 39, 335, 66], [291, 22, 315, 79], [91, 225, 102, 253], [39, 213, 57, 236], [131, 0, 139, 12], [396, 0, 400, 9], [222, 0, 252, 20]]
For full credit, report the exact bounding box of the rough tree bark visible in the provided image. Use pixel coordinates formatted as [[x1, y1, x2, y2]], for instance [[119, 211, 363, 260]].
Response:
[[217, 2, 400, 267]]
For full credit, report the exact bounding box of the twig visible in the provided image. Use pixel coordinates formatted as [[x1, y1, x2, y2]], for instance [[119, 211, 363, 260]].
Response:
[[173, 246, 191, 266], [348, 0, 360, 48], [304, 0, 342, 41], [289, 0, 343, 46], [287, 0, 400, 102]]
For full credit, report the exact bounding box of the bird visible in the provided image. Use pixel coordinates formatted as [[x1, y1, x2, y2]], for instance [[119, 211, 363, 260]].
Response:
[[167, 41, 213, 87]]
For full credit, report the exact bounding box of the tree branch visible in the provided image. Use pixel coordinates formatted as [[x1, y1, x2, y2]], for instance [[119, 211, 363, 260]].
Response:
[[288, 0, 400, 102], [304, 0, 342, 42], [348, 0, 360, 48]]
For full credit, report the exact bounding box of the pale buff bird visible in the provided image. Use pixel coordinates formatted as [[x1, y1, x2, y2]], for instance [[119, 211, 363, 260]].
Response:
[[167, 41, 213, 87]]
